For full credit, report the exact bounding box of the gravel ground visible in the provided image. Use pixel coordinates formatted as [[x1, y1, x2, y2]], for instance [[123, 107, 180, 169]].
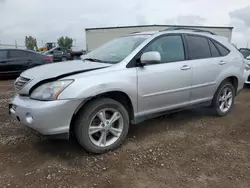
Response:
[[1, 80, 250, 188]]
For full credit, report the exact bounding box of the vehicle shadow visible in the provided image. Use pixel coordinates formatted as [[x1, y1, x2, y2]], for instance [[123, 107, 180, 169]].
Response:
[[127, 107, 213, 140], [34, 107, 213, 160]]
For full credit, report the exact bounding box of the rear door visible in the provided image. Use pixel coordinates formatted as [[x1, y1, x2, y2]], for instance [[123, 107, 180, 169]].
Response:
[[27, 52, 43, 68], [184, 34, 230, 103], [8, 50, 30, 73]]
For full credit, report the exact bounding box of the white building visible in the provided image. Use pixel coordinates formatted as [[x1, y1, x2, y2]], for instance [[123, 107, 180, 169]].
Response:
[[85, 25, 233, 52], [0, 43, 26, 49]]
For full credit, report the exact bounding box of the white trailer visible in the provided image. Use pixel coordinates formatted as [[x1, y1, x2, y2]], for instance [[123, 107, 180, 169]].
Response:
[[85, 25, 233, 52]]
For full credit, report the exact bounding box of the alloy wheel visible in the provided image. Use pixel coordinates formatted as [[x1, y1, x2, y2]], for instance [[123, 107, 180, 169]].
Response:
[[218, 87, 233, 113], [88, 108, 124, 147]]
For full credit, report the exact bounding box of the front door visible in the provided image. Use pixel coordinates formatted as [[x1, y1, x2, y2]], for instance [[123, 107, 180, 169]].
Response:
[[137, 35, 192, 116]]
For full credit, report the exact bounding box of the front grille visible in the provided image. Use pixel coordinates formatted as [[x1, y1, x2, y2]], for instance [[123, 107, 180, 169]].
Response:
[[14, 76, 31, 91]]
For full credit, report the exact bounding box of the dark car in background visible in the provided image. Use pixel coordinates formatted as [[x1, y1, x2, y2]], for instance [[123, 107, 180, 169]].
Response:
[[239, 48, 250, 58], [0, 49, 53, 77], [45, 47, 71, 62], [45, 46, 85, 62]]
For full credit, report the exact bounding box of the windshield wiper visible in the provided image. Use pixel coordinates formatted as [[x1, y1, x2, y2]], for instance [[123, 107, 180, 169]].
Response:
[[83, 58, 104, 63]]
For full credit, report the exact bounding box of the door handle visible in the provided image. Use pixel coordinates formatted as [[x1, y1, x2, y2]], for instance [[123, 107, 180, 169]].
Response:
[[180, 65, 191, 70], [219, 60, 226, 65]]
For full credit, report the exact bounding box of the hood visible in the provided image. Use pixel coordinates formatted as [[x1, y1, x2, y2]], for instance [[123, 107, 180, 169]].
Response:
[[17, 60, 111, 95], [22, 60, 111, 80]]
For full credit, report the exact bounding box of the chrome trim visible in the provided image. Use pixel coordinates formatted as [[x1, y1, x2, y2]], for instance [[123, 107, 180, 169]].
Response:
[[142, 82, 215, 98], [14, 76, 32, 91]]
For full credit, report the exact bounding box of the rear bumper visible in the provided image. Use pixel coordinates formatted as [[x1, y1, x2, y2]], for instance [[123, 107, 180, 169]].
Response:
[[9, 95, 82, 136]]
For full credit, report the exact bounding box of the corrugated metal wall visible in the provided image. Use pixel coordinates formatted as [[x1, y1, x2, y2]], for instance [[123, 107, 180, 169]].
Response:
[[85, 25, 233, 51]]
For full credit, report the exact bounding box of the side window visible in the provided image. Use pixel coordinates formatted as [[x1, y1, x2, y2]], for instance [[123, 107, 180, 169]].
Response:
[[62, 48, 67, 52], [9, 50, 28, 58], [144, 35, 185, 63], [0, 50, 7, 59], [186, 35, 211, 60], [213, 41, 230, 56], [208, 39, 220, 57]]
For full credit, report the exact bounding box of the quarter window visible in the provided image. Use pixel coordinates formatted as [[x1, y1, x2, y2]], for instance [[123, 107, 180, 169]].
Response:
[[213, 41, 230, 56], [143, 35, 185, 63], [208, 40, 220, 57], [186, 35, 211, 60]]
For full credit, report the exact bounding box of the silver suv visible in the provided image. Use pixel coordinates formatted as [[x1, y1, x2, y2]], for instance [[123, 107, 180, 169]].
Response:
[[9, 28, 245, 153]]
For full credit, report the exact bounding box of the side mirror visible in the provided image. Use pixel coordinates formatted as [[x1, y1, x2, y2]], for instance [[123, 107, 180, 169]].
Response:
[[246, 55, 250, 60], [140, 51, 161, 65]]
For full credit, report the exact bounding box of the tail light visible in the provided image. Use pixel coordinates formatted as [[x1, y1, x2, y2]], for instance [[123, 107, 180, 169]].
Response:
[[44, 57, 53, 62]]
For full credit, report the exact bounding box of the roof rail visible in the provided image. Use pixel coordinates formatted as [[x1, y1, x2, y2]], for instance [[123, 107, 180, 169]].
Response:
[[161, 27, 216, 35]]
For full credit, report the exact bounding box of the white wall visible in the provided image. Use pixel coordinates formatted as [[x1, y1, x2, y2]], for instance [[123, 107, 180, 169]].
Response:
[[85, 25, 233, 51], [0, 43, 26, 49]]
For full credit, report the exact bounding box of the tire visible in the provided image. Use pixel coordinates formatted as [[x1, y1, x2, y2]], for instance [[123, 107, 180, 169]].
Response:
[[212, 81, 235, 117], [61, 57, 68, 61], [74, 98, 129, 154]]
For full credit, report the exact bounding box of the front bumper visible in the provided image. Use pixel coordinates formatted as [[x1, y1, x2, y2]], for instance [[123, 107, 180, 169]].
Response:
[[9, 95, 82, 137]]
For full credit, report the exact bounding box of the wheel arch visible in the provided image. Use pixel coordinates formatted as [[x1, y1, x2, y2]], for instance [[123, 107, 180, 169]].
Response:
[[216, 76, 238, 95], [69, 90, 135, 137]]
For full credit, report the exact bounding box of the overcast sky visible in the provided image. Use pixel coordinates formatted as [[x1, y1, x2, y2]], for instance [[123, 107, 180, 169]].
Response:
[[0, 0, 250, 49]]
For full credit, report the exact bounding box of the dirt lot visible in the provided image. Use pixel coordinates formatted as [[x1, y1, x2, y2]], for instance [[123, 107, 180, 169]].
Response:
[[1, 80, 250, 188]]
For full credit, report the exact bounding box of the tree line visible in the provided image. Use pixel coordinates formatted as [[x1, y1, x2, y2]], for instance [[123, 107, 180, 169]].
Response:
[[25, 36, 73, 51]]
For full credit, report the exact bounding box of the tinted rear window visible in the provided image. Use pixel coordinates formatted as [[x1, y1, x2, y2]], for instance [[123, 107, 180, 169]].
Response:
[[0, 50, 7, 59], [213, 41, 230, 56], [186, 35, 211, 60]]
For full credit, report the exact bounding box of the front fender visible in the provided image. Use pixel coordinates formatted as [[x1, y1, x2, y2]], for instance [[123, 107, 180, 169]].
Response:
[[58, 68, 138, 114]]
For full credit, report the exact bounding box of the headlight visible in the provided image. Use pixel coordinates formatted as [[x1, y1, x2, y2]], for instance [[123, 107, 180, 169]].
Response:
[[30, 80, 74, 100]]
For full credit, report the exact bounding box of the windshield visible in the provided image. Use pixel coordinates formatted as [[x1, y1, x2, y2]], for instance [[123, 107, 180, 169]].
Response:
[[83, 35, 150, 64]]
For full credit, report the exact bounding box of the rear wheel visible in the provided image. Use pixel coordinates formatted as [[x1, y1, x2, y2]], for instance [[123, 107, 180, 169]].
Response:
[[212, 81, 235, 116], [74, 98, 129, 154]]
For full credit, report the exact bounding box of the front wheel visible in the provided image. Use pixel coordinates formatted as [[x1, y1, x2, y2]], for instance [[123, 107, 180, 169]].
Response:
[[74, 98, 129, 154], [212, 81, 235, 116], [61, 57, 68, 61]]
